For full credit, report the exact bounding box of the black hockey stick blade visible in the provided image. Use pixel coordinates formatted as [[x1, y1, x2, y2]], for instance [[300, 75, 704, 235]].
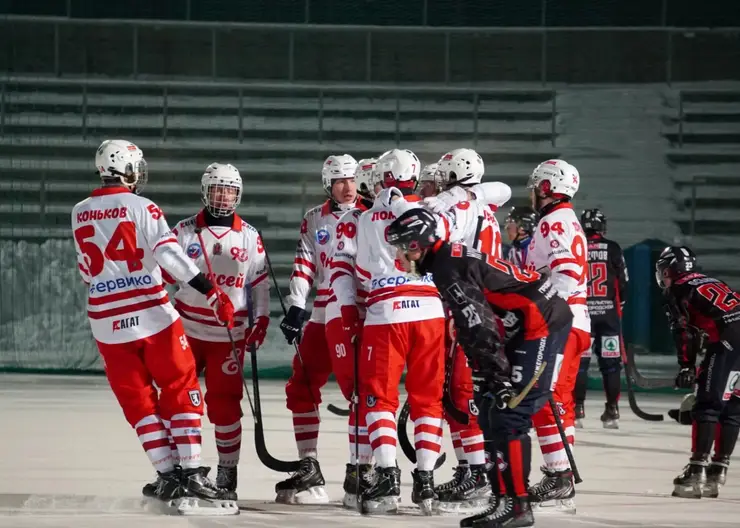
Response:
[[621, 346, 664, 422], [626, 345, 675, 390], [442, 393, 469, 425], [327, 403, 351, 417], [397, 400, 446, 470]]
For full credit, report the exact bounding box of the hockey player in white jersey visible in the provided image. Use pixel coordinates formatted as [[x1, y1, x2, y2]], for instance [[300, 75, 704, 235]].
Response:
[[71, 140, 238, 515], [275, 154, 359, 504], [351, 149, 446, 514], [165, 163, 270, 497], [524, 159, 590, 513]]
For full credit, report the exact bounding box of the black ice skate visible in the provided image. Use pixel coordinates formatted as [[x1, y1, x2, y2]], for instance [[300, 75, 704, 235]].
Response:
[[411, 469, 436, 515], [528, 466, 576, 514], [342, 463, 375, 509], [216, 465, 238, 493], [143, 469, 184, 501], [600, 403, 619, 430], [360, 466, 401, 514], [176, 466, 239, 516], [703, 457, 729, 498], [274, 457, 330, 504], [436, 464, 470, 499], [575, 404, 585, 429], [461, 495, 534, 528], [672, 460, 707, 499], [438, 464, 492, 513]]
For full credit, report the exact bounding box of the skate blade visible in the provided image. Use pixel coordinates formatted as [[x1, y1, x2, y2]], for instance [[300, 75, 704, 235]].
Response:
[[275, 486, 330, 505], [436, 497, 490, 514], [173, 497, 239, 516], [575, 419, 584, 429], [602, 420, 619, 430], [415, 498, 435, 516], [362, 496, 400, 514], [531, 498, 576, 514], [701, 483, 720, 498], [342, 493, 358, 509], [672, 485, 703, 499]]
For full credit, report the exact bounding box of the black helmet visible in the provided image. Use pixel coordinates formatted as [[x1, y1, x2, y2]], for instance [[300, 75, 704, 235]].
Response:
[[387, 208, 438, 251], [655, 246, 697, 288], [505, 206, 538, 236], [581, 208, 606, 235]]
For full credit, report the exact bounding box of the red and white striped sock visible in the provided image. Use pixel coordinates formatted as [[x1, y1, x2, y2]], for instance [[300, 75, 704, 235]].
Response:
[[414, 416, 443, 471], [292, 410, 320, 459], [450, 431, 466, 463], [536, 424, 573, 471], [135, 414, 175, 473], [161, 419, 179, 465], [459, 427, 486, 466], [215, 421, 242, 467], [348, 410, 372, 465], [366, 411, 397, 468], [170, 412, 202, 469]]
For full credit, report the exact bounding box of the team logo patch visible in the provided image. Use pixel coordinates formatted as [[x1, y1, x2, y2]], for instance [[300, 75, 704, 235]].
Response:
[[337, 241, 345, 251], [188, 390, 202, 407], [316, 229, 330, 245], [366, 395, 377, 408], [723, 371, 740, 401], [496, 451, 508, 472], [186, 243, 202, 259], [213, 242, 223, 255], [601, 336, 621, 358], [451, 243, 464, 258], [550, 240, 560, 248], [468, 399, 479, 416]]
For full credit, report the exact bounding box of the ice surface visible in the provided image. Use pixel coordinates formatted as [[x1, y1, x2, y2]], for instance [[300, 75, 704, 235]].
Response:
[[1, 374, 738, 527]]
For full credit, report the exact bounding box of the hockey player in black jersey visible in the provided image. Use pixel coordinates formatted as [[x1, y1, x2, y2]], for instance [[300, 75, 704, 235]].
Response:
[[656, 246, 740, 499], [387, 208, 572, 528], [574, 209, 629, 428], [504, 206, 537, 269]]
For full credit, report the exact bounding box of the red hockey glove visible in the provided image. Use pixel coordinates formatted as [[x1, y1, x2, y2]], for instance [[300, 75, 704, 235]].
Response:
[[206, 288, 235, 329], [341, 305, 360, 344], [245, 316, 270, 350]]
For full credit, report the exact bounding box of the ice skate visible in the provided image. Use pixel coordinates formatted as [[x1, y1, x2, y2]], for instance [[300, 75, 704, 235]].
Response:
[[175, 466, 239, 516], [342, 463, 375, 509], [672, 461, 707, 499], [459, 495, 500, 527], [436, 464, 470, 499], [275, 457, 330, 505], [360, 466, 401, 514], [575, 403, 585, 429], [703, 458, 729, 498], [438, 464, 491, 513], [461, 495, 534, 528], [529, 466, 576, 514], [411, 469, 436, 515], [216, 465, 238, 493], [600, 403, 619, 429]]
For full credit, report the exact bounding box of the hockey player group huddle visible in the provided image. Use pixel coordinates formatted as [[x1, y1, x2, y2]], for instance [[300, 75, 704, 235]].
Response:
[[71, 139, 739, 526]]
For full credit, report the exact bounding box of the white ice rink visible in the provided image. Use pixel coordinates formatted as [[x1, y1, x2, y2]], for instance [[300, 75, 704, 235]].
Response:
[[1, 374, 738, 527]]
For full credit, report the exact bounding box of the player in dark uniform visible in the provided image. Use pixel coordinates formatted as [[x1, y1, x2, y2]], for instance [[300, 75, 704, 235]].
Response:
[[656, 246, 740, 499], [387, 208, 572, 528], [504, 206, 537, 269], [573, 209, 629, 429]]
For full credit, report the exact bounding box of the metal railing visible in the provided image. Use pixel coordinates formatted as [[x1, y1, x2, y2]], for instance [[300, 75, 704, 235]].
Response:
[[3, 16, 740, 85], [1, 76, 558, 147]]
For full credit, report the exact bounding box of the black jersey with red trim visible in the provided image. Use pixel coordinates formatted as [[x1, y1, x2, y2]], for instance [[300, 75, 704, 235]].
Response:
[[586, 233, 628, 320]]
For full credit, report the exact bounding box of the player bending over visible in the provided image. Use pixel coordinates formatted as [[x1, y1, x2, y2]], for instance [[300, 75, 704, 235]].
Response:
[[71, 140, 237, 514], [656, 247, 740, 499], [167, 163, 270, 496], [387, 207, 572, 528]]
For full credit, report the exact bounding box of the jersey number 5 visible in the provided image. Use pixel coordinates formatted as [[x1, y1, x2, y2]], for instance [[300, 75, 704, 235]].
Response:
[[74, 222, 145, 277]]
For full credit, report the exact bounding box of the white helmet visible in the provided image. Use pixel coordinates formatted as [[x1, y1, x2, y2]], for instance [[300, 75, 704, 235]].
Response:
[[355, 158, 378, 198], [95, 139, 148, 194], [321, 154, 358, 196], [377, 148, 421, 188], [527, 159, 579, 198], [201, 163, 242, 217], [436, 148, 485, 187], [420, 162, 439, 183]]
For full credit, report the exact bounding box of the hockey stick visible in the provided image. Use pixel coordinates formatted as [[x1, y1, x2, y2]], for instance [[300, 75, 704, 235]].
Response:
[[327, 404, 351, 417], [442, 337, 470, 424], [196, 228, 300, 472], [259, 231, 320, 419], [547, 396, 583, 484], [620, 339, 664, 422], [396, 400, 447, 470], [625, 345, 675, 390], [508, 360, 547, 410]]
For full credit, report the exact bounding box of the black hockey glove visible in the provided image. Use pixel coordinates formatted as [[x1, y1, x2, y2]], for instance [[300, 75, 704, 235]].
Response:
[[280, 305, 306, 345], [674, 367, 696, 390], [472, 372, 514, 410]]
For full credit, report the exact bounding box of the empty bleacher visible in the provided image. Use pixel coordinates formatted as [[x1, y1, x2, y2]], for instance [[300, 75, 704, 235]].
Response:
[[666, 88, 740, 285]]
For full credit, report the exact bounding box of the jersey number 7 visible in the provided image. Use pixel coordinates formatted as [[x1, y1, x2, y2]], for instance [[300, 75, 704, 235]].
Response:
[[74, 222, 145, 277]]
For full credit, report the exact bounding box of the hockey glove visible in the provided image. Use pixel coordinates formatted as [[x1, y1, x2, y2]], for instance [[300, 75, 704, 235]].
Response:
[[245, 316, 270, 350], [472, 372, 514, 410], [674, 367, 696, 390], [207, 288, 235, 329], [280, 305, 306, 345], [341, 305, 360, 344]]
